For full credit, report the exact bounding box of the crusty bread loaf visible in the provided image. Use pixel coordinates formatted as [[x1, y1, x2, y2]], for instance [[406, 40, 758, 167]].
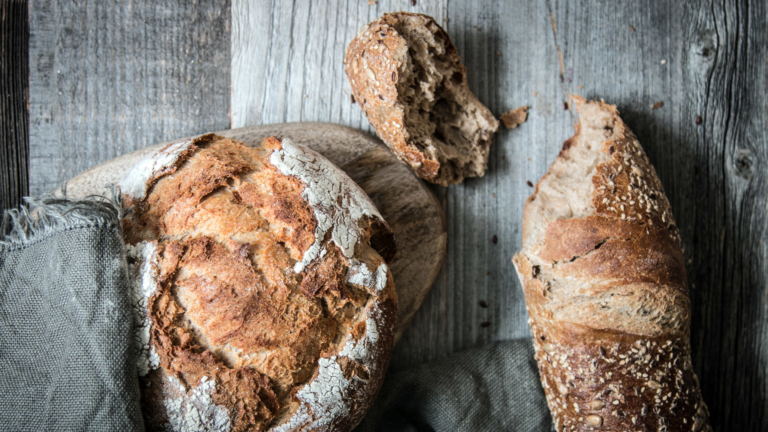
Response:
[[345, 12, 499, 186], [513, 97, 711, 431], [119, 134, 397, 431]]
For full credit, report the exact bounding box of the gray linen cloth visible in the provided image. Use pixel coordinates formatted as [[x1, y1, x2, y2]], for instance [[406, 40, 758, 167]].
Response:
[[0, 199, 144, 432], [357, 340, 552, 432], [0, 199, 551, 432]]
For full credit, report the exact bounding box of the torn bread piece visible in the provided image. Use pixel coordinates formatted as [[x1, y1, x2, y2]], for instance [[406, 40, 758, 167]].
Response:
[[513, 96, 710, 432], [119, 134, 397, 432], [345, 12, 499, 186]]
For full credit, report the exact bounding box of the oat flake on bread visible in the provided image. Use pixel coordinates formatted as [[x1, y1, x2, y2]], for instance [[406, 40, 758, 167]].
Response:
[[513, 96, 711, 432], [118, 134, 397, 432]]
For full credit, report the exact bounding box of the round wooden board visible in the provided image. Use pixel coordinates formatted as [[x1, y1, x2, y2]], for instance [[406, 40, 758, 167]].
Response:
[[61, 122, 447, 343]]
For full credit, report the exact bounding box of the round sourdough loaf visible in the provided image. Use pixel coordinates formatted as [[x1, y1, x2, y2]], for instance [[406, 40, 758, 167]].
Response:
[[119, 134, 397, 432]]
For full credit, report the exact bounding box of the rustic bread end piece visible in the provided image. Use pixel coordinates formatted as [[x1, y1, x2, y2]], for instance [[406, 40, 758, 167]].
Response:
[[345, 12, 499, 186], [513, 96, 711, 432], [119, 134, 397, 432]]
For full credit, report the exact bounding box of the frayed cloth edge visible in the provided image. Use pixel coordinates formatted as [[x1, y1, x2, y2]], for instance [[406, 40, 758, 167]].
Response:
[[0, 190, 123, 249]]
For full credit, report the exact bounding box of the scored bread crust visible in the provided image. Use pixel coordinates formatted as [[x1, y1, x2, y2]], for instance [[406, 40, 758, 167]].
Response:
[[513, 97, 711, 432], [119, 134, 397, 432], [345, 12, 499, 186]]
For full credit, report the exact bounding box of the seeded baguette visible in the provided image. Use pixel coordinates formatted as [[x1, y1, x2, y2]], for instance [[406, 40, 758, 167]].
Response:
[[513, 96, 710, 432], [345, 12, 499, 186]]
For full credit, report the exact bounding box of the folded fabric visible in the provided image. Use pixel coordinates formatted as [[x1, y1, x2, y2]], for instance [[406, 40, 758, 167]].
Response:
[[358, 340, 553, 432], [0, 199, 144, 432]]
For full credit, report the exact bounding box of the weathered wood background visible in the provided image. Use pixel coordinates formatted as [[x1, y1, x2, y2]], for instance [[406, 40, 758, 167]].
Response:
[[2, 0, 765, 429], [0, 0, 28, 213]]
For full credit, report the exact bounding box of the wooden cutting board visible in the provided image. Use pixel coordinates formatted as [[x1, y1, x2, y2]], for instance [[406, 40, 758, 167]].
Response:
[[61, 122, 447, 343]]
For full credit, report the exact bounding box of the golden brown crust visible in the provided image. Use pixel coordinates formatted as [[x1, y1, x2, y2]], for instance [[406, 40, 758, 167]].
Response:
[[513, 97, 710, 431], [121, 134, 397, 431], [539, 216, 687, 293], [526, 316, 709, 432], [345, 12, 498, 185]]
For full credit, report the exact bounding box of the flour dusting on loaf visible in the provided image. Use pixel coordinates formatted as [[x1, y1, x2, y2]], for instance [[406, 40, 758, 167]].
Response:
[[119, 134, 397, 432], [117, 135, 210, 201], [125, 240, 161, 377], [274, 304, 384, 431], [269, 138, 383, 272], [163, 376, 231, 432], [347, 259, 388, 293], [513, 96, 710, 431]]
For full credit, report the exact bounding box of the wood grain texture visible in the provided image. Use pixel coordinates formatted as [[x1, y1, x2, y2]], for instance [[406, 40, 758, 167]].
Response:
[[389, 0, 572, 372], [26, 0, 768, 429], [0, 0, 29, 213], [27, 0, 231, 196], [61, 123, 447, 343], [678, 1, 768, 430]]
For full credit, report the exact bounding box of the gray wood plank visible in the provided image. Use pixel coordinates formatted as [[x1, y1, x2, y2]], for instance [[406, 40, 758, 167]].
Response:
[[0, 0, 29, 213], [678, 1, 768, 430], [391, 0, 569, 370], [28, 0, 232, 196]]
